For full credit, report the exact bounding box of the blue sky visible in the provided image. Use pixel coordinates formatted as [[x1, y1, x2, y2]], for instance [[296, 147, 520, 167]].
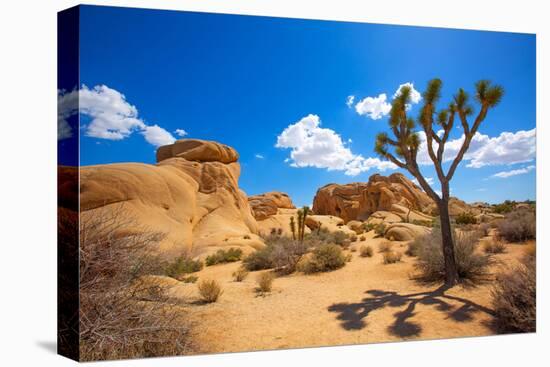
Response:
[[58, 5, 536, 206]]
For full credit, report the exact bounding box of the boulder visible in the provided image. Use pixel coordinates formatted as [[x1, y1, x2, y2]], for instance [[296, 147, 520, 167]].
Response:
[[312, 173, 433, 223], [312, 182, 367, 223], [248, 191, 295, 220], [156, 139, 238, 164], [305, 215, 356, 236], [384, 222, 430, 241], [78, 139, 262, 257], [346, 220, 365, 234]]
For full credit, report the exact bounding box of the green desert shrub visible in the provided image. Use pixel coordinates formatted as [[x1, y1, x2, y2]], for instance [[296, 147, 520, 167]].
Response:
[[205, 247, 243, 266], [256, 272, 275, 293], [232, 267, 249, 282], [492, 255, 535, 333], [383, 251, 402, 264], [243, 246, 273, 271], [360, 245, 373, 258], [300, 244, 346, 274], [497, 209, 536, 242], [483, 239, 506, 254], [164, 255, 203, 278], [243, 235, 307, 274], [374, 223, 386, 237], [492, 200, 516, 214], [198, 279, 223, 303], [455, 211, 477, 225], [331, 231, 348, 246], [415, 230, 492, 283]]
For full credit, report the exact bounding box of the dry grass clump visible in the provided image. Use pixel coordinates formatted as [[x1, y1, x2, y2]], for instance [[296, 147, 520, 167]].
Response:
[[406, 235, 428, 257], [483, 239, 506, 254], [479, 222, 491, 236], [360, 245, 373, 258], [497, 209, 536, 242], [299, 244, 346, 274], [198, 279, 223, 303], [179, 275, 198, 283], [232, 268, 249, 282], [378, 241, 393, 253], [374, 223, 386, 237], [383, 251, 402, 264], [492, 254, 536, 333], [205, 247, 243, 266], [79, 207, 190, 361], [256, 272, 275, 293], [414, 229, 492, 283], [359, 235, 366, 241]]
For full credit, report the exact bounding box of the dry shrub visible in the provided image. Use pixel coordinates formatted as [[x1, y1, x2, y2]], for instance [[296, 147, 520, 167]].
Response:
[[345, 253, 353, 262], [483, 239, 506, 254], [300, 244, 346, 274], [164, 255, 203, 278], [232, 267, 249, 282], [406, 235, 427, 257], [359, 235, 366, 241], [415, 229, 492, 283], [350, 246, 357, 253], [492, 255, 536, 333], [360, 245, 373, 258], [198, 279, 223, 303], [243, 235, 307, 274], [79, 207, 190, 361], [479, 222, 491, 236], [179, 275, 198, 283], [374, 223, 386, 237], [205, 247, 243, 266], [378, 241, 393, 253], [497, 209, 536, 242], [383, 251, 402, 264], [256, 272, 275, 292]]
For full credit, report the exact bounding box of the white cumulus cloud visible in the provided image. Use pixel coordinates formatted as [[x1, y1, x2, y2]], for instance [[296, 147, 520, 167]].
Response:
[[276, 114, 396, 176], [57, 85, 177, 147], [255, 154, 265, 159], [412, 177, 434, 186], [416, 128, 536, 168], [492, 165, 535, 178], [355, 93, 392, 120], [353, 81, 421, 120]]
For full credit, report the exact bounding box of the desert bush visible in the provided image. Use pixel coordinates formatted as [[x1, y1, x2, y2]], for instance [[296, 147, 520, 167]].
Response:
[[350, 246, 357, 253], [300, 244, 346, 273], [483, 239, 506, 254], [256, 272, 275, 292], [406, 234, 428, 257], [378, 241, 393, 253], [349, 234, 358, 242], [492, 200, 516, 214], [232, 267, 249, 282], [412, 219, 433, 227], [383, 251, 402, 264], [415, 229, 492, 283], [198, 279, 223, 303], [479, 222, 491, 236], [243, 246, 273, 271], [180, 275, 198, 283], [492, 255, 536, 333], [332, 231, 348, 246], [359, 235, 366, 241], [345, 253, 353, 262], [79, 207, 190, 361], [205, 247, 243, 266], [497, 209, 536, 242], [360, 245, 373, 258], [455, 211, 477, 225], [363, 223, 376, 232], [374, 223, 386, 237], [165, 255, 203, 278]]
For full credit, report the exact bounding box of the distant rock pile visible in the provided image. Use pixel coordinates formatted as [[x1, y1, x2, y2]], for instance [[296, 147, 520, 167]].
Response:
[[248, 192, 295, 220]]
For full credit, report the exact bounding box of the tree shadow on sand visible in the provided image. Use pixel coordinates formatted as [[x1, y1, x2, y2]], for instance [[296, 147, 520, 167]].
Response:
[[327, 285, 495, 338]]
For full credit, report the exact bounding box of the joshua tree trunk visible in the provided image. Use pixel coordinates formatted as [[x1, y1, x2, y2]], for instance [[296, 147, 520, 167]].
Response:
[[438, 199, 459, 286]]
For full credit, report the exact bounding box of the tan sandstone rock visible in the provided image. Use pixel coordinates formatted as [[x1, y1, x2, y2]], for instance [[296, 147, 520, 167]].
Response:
[[79, 139, 262, 257], [384, 222, 431, 241], [248, 191, 295, 220]]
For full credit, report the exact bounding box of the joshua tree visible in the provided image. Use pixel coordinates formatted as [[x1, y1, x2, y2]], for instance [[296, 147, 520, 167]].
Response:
[[296, 206, 310, 242], [374, 79, 503, 286], [290, 216, 296, 240]]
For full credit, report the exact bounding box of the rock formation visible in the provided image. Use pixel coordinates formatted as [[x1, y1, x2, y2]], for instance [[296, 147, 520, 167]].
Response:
[[78, 139, 263, 257], [248, 191, 295, 220], [312, 173, 433, 223]]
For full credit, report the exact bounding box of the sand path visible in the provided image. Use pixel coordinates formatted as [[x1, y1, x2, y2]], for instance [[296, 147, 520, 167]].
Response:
[[172, 239, 528, 354]]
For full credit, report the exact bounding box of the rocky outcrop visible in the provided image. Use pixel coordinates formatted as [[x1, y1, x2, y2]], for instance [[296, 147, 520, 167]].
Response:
[[312, 182, 368, 223], [79, 139, 262, 257], [248, 191, 295, 220], [312, 173, 433, 223], [384, 222, 431, 241]]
